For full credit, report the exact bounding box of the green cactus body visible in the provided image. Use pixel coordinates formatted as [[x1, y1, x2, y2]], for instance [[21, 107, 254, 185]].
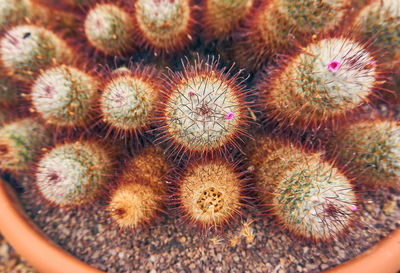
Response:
[[326, 120, 400, 187], [31, 65, 98, 128], [354, 0, 400, 70], [36, 141, 113, 206], [247, 136, 357, 241], [234, 0, 348, 70], [0, 118, 50, 172], [159, 57, 248, 156], [258, 37, 377, 127], [84, 3, 135, 55], [134, 0, 193, 53], [0, 76, 19, 106], [100, 67, 159, 135], [204, 0, 253, 39], [0, 25, 73, 83]]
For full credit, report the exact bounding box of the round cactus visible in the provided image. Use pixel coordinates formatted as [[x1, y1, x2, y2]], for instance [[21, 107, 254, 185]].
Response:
[[353, 0, 400, 70], [0, 0, 32, 30], [233, 0, 348, 70], [325, 120, 400, 188], [108, 146, 171, 229], [35, 140, 113, 206], [246, 135, 357, 241], [133, 0, 195, 53], [84, 3, 135, 55], [0, 24, 73, 83], [176, 159, 244, 231], [31, 64, 99, 128], [157, 56, 249, 157], [0, 118, 51, 172], [257, 37, 379, 128], [203, 0, 253, 40], [99, 65, 160, 137]]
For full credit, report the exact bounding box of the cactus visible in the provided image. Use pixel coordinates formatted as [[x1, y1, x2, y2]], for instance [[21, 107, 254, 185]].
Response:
[[246, 135, 357, 241], [133, 0, 195, 53], [176, 159, 244, 231], [233, 0, 348, 70], [0, 24, 74, 83], [84, 3, 135, 55], [99, 65, 160, 137], [0, 0, 32, 30], [203, 0, 254, 40], [353, 0, 400, 70], [0, 118, 51, 172], [325, 120, 400, 188], [257, 37, 378, 128], [157, 56, 249, 157], [35, 140, 113, 206], [108, 146, 171, 229], [30, 64, 99, 128]]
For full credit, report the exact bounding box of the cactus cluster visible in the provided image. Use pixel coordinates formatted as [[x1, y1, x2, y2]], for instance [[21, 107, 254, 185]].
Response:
[[1, 0, 399, 260]]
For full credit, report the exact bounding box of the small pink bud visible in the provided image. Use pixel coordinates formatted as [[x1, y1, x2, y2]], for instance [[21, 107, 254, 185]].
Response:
[[188, 91, 195, 96], [57, 192, 63, 196], [328, 60, 341, 72], [224, 112, 234, 120], [350, 205, 357, 212]]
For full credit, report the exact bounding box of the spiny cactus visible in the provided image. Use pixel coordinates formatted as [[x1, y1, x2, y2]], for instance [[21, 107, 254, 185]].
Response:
[[325, 119, 400, 188], [108, 146, 171, 229], [203, 0, 253, 40], [133, 0, 195, 53], [30, 64, 99, 128], [0, 0, 32, 30], [233, 0, 348, 70], [257, 37, 379, 128], [176, 159, 244, 231], [35, 140, 114, 206], [157, 56, 249, 157], [99, 65, 160, 137], [84, 3, 135, 55], [246, 135, 357, 241], [353, 0, 400, 70], [0, 118, 51, 172], [0, 24, 74, 83]]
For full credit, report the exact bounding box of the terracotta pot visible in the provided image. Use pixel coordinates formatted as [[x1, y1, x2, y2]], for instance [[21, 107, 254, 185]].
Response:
[[0, 179, 399, 273]]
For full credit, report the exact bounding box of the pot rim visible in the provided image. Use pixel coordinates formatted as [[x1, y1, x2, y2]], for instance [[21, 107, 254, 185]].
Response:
[[0, 180, 399, 273]]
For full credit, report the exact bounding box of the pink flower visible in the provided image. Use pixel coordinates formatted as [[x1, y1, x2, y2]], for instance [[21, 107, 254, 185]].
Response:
[[327, 60, 341, 72], [224, 112, 234, 120], [350, 205, 357, 212]]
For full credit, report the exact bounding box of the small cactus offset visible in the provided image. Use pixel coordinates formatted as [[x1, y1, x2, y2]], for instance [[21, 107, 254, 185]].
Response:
[[233, 0, 348, 70], [0, 118, 51, 172], [35, 140, 114, 206], [203, 0, 254, 40], [157, 56, 249, 157], [30, 64, 99, 128], [325, 119, 400, 188], [99, 65, 161, 137], [0, 24, 74, 83], [257, 37, 379, 128], [108, 147, 171, 229], [133, 0, 195, 53], [246, 135, 357, 241], [84, 3, 135, 55], [176, 159, 244, 231]]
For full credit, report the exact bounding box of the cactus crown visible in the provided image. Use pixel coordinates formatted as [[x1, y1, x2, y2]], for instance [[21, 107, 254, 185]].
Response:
[[31, 65, 98, 128]]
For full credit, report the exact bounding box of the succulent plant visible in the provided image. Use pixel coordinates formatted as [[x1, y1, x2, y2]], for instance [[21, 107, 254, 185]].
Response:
[[203, 0, 254, 40], [35, 140, 114, 206], [108, 146, 171, 229], [233, 0, 348, 70], [133, 0, 195, 53], [176, 159, 244, 231], [0, 118, 51, 172], [99, 65, 160, 137], [246, 135, 357, 241], [325, 119, 400, 188], [157, 56, 249, 157], [257, 37, 379, 128], [30, 64, 99, 128], [84, 3, 135, 55], [0, 0, 32, 30], [0, 24, 74, 83]]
